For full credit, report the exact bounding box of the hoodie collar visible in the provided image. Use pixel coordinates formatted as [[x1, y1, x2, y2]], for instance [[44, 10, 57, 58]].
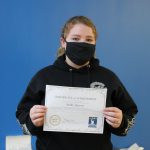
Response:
[[53, 54, 100, 73]]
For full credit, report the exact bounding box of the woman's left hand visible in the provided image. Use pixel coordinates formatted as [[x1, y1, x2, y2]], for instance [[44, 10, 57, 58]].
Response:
[[103, 107, 123, 128]]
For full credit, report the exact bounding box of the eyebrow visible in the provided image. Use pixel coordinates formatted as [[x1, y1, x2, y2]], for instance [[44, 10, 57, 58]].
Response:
[[86, 35, 94, 38], [71, 34, 94, 38], [71, 34, 80, 37]]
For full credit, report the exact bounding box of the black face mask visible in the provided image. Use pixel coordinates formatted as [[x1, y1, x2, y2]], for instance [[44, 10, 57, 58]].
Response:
[[65, 42, 96, 65]]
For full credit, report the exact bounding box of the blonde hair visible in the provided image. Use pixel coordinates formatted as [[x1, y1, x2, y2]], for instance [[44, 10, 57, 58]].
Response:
[[57, 16, 98, 57]]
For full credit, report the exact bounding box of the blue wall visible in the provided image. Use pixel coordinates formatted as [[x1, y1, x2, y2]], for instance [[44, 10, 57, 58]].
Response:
[[0, 0, 150, 149]]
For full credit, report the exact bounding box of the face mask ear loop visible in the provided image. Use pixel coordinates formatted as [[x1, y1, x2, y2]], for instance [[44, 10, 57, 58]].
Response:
[[61, 37, 67, 52], [63, 38, 68, 49], [62, 37, 67, 43], [63, 38, 68, 56], [64, 39, 68, 44]]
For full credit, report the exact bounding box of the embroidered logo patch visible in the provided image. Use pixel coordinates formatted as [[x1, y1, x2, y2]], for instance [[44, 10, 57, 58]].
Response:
[[90, 82, 105, 89]]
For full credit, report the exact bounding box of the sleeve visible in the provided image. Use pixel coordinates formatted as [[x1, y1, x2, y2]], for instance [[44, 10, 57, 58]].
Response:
[[16, 72, 45, 136], [109, 75, 138, 136]]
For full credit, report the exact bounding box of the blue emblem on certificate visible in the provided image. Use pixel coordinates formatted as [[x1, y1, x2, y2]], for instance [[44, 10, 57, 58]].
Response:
[[88, 117, 97, 128]]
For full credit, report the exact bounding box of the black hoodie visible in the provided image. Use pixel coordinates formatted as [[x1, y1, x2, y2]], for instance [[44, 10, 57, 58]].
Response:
[[16, 55, 138, 150]]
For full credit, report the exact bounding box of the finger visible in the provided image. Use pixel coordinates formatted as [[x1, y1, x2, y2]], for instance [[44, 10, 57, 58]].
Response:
[[33, 118, 44, 127], [30, 106, 47, 115], [33, 105, 47, 112], [103, 111, 119, 118], [103, 107, 122, 119], [34, 108, 47, 114], [34, 105, 47, 110], [31, 113, 45, 121], [104, 115, 120, 124], [103, 107, 120, 112], [105, 119, 119, 128]]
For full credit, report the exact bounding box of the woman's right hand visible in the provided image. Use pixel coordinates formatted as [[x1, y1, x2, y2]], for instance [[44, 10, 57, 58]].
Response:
[[30, 105, 47, 127]]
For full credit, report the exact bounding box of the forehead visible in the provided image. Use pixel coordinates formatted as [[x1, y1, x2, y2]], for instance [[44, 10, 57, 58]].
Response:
[[67, 23, 94, 37]]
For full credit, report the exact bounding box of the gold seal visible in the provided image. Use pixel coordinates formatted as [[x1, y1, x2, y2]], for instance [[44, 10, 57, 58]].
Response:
[[49, 115, 61, 126]]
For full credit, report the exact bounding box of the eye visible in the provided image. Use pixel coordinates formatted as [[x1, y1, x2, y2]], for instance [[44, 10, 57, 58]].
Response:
[[86, 39, 93, 42], [72, 37, 80, 41]]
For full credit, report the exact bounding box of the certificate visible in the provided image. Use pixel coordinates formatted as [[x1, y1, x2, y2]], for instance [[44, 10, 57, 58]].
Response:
[[43, 85, 107, 134]]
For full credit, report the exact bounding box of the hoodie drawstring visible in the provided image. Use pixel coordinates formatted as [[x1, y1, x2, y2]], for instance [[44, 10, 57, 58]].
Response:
[[69, 68, 73, 86], [87, 65, 91, 87]]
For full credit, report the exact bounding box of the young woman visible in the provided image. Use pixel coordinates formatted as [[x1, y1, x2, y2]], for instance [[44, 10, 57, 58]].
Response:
[[16, 16, 138, 150]]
